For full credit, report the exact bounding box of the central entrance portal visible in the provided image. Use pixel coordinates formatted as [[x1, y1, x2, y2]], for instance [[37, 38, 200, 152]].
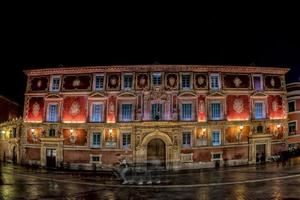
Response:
[[147, 138, 166, 169], [46, 149, 56, 168]]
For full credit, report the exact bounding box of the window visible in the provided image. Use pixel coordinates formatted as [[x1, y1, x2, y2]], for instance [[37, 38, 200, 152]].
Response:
[[210, 74, 220, 90], [181, 103, 192, 120], [254, 102, 265, 119], [50, 76, 61, 92], [256, 125, 263, 133], [288, 122, 297, 135], [152, 73, 161, 86], [121, 104, 133, 121], [288, 101, 296, 112], [123, 74, 133, 89], [211, 102, 221, 120], [91, 132, 101, 148], [49, 129, 56, 137], [91, 104, 103, 122], [212, 153, 221, 160], [182, 132, 191, 147], [13, 128, 17, 138], [253, 75, 263, 91], [47, 104, 58, 122], [151, 103, 163, 120], [181, 74, 191, 89], [94, 75, 104, 90], [212, 130, 221, 146], [91, 156, 100, 162], [122, 133, 131, 149]]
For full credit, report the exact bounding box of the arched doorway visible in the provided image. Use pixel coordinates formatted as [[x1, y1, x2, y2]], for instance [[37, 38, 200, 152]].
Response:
[[147, 138, 166, 169]]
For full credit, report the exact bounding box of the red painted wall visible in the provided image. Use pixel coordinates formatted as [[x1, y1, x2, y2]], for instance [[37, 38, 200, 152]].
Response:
[[26, 148, 40, 160], [63, 96, 87, 122], [226, 95, 250, 121], [268, 95, 284, 119], [197, 95, 206, 121], [26, 97, 44, 122], [63, 129, 87, 146], [107, 96, 116, 123]]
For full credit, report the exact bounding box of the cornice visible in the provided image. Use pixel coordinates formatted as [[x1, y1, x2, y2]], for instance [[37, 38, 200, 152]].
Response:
[[24, 65, 290, 76]]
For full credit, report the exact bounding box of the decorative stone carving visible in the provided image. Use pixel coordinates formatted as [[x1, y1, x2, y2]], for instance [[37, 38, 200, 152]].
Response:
[[233, 98, 244, 113], [272, 101, 278, 111], [270, 77, 275, 87], [37, 80, 42, 88], [72, 78, 81, 87], [166, 73, 178, 89], [69, 101, 80, 116], [32, 102, 40, 117], [199, 100, 205, 112], [233, 77, 242, 87]]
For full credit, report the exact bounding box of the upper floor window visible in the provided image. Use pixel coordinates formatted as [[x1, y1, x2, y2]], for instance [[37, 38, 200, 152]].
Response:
[[181, 74, 191, 90], [12, 128, 17, 138], [121, 104, 133, 121], [288, 101, 296, 112], [123, 74, 133, 90], [288, 122, 297, 135], [91, 103, 103, 122], [212, 130, 221, 146], [181, 103, 192, 121], [210, 74, 220, 90], [151, 103, 163, 121], [152, 73, 162, 86], [122, 133, 131, 149], [47, 104, 58, 122], [182, 132, 191, 148], [211, 102, 221, 120], [91, 132, 101, 148], [253, 75, 263, 91], [254, 102, 265, 119], [94, 74, 104, 91], [50, 76, 61, 92]]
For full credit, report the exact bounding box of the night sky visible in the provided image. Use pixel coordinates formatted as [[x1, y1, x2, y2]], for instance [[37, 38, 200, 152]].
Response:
[[1, 14, 299, 106]]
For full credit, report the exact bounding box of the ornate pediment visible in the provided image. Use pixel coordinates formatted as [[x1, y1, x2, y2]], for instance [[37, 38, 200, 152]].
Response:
[[178, 91, 197, 98], [45, 94, 62, 99], [117, 92, 136, 98], [207, 91, 225, 98], [251, 91, 267, 97], [88, 92, 107, 99]]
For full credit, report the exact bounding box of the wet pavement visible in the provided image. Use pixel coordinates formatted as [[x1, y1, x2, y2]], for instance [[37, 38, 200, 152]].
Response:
[[1, 157, 300, 199]]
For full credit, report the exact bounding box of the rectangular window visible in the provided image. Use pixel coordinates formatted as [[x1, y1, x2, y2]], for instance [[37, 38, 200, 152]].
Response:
[[253, 75, 263, 91], [182, 74, 191, 89], [181, 103, 192, 120], [288, 122, 297, 135], [122, 133, 131, 149], [151, 103, 163, 120], [212, 153, 221, 160], [50, 76, 61, 92], [13, 128, 17, 138], [94, 75, 104, 90], [288, 101, 296, 112], [91, 104, 103, 122], [123, 74, 133, 89], [49, 129, 56, 137], [211, 103, 221, 120], [121, 104, 133, 121], [254, 102, 264, 119], [210, 74, 220, 90], [92, 132, 101, 148], [92, 156, 100, 162], [212, 131, 221, 146], [152, 73, 161, 86], [182, 132, 191, 147], [48, 104, 58, 122]]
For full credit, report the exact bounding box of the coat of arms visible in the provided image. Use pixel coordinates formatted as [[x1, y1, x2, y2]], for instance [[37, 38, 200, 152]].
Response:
[[233, 98, 244, 113], [70, 101, 80, 116], [233, 77, 242, 87], [32, 102, 40, 117], [72, 78, 81, 87]]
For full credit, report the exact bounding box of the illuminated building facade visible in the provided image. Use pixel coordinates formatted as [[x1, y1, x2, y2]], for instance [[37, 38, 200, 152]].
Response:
[[21, 65, 289, 169], [287, 82, 300, 147]]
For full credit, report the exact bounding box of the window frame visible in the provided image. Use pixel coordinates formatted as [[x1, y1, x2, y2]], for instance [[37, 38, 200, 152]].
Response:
[[121, 132, 131, 149], [122, 73, 134, 90], [151, 102, 163, 121], [47, 103, 59, 122], [181, 73, 192, 90], [93, 74, 105, 91], [288, 121, 297, 135], [210, 101, 222, 120], [253, 100, 266, 119], [210, 73, 221, 90], [252, 74, 263, 91], [211, 152, 223, 161], [90, 102, 104, 123], [181, 102, 193, 121], [91, 132, 101, 148], [120, 103, 134, 122], [182, 132, 192, 148], [288, 101, 296, 113], [212, 130, 221, 146], [50, 75, 61, 92]]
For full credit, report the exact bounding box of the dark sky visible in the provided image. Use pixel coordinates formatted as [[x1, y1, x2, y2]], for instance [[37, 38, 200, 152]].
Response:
[[1, 13, 299, 105]]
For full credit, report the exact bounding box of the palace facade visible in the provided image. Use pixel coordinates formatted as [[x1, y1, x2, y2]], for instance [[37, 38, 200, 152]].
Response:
[[19, 65, 289, 170]]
